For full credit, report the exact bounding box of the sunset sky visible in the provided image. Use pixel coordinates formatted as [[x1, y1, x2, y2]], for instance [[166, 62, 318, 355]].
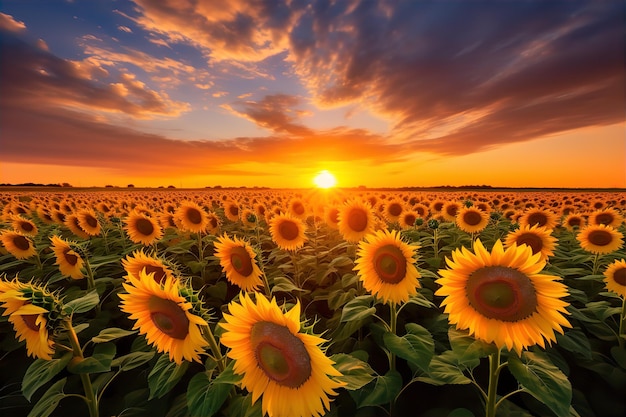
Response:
[[0, 0, 624, 189]]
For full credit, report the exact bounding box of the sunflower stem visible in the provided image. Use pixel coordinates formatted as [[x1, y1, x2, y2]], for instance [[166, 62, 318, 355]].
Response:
[[485, 349, 502, 417], [591, 253, 600, 275], [618, 296, 626, 349], [84, 257, 96, 292], [389, 302, 397, 372], [202, 324, 225, 373], [64, 319, 99, 417]]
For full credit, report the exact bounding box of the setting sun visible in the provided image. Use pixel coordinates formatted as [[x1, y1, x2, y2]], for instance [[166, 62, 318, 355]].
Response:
[[313, 170, 337, 188]]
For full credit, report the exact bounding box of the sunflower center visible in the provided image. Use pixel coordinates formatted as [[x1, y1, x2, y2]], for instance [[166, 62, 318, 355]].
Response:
[[463, 210, 483, 226], [209, 217, 218, 228], [347, 209, 368, 232], [614, 268, 626, 286], [516, 233, 543, 254], [136, 218, 155, 236], [21, 222, 34, 232], [13, 235, 30, 251], [230, 246, 254, 276], [278, 220, 300, 241], [148, 296, 189, 340], [86, 215, 98, 228], [404, 213, 416, 226], [588, 230, 612, 246], [187, 208, 202, 224], [567, 217, 582, 227], [144, 265, 166, 283], [446, 205, 458, 217], [251, 321, 311, 388], [388, 203, 402, 216], [328, 208, 339, 223], [466, 266, 537, 322], [527, 212, 547, 227], [595, 213, 613, 225], [22, 314, 41, 332], [292, 202, 305, 215], [229, 206, 239, 216], [373, 244, 407, 284], [64, 249, 79, 266]]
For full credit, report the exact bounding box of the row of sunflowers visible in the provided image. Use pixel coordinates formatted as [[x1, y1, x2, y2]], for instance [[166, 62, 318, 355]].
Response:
[[0, 188, 625, 417]]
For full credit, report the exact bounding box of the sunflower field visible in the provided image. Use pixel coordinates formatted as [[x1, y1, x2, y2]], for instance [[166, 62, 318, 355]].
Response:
[[0, 188, 624, 417]]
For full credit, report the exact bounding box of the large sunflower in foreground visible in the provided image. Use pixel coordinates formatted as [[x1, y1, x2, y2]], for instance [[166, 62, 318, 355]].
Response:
[[504, 224, 557, 262], [119, 270, 208, 364], [214, 234, 263, 292], [50, 236, 85, 279], [123, 211, 163, 246], [269, 212, 307, 251], [337, 199, 375, 242], [0, 278, 59, 360], [455, 207, 489, 234], [0, 230, 36, 259], [11, 215, 39, 236], [576, 224, 624, 255], [354, 229, 421, 305], [436, 239, 571, 353], [121, 249, 175, 284], [220, 292, 344, 417], [603, 259, 626, 298]]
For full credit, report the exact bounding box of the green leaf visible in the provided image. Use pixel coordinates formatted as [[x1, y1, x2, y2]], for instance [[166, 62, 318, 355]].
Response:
[[331, 353, 375, 390], [508, 350, 572, 417], [224, 393, 264, 417], [22, 352, 72, 401], [405, 292, 436, 309], [417, 350, 473, 386], [187, 369, 235, 417], [67, 342, 116, 374], [27, 378, 67, 417], [611, 346, 626, 370], [349, 369, 402, 408], [449, 327, 497, 367], [62, 290, 100, 315], [111, 350, 155, 371], [340, 295, 376, 322], [271, 276, 307, 294], [92, 327, 137, 343], [148, 354, 190, 400], [383, 323, 434, 372], [555, 328, 592, 360]]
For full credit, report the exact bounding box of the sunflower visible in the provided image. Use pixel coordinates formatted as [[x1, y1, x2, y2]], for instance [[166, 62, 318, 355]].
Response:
[[287, 197, 308, 220], [354, 229, 421, 305], [76, 209, 101, 236], [441, 201, 462, 222], [123, 210, 163, 246], [323, 206, 340, 230], [50, 236, 85, 279], [576, 224, 624, 255], [429, 199, 446, 216], [383, 198, 405, 223], [455, 207, 489, 234], [562, 213, 587, 231], [175, 201, 209, 233], [240, 208, 259, 229], [588, 208, 624, 228], [504, 224, 557, 262], [518, 208, 558, 230], [436, 239, 571, 353], [64, 214, 90, 239], [337, 199, 375, 243], [122, 249, 175, 284], [223, 200, 241, 222], [0, 230, 36, 259], [119, 270, 208, 364], [603, 259, 626, 298], [399, 210, 420, 229], [205, 212, 222, 234], [11, 215, 38, 236], [0, 279, 59, 360], [269, 212, 307, 251], [214, 234, 264, 292], [220, 292, 344, 417]]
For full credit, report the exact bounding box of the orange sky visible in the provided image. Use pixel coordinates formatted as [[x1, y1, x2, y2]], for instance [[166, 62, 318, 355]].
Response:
[[0, 3, 624, 189]]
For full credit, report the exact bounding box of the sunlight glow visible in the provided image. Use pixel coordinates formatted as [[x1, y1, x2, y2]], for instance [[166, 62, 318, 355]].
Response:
[[313, 170, 337, 188]]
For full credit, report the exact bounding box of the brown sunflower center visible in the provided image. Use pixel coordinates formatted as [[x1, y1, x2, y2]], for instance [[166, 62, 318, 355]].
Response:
[[144, 265, 167, 283], [446, 205, 458, 217], [613, 267, 626, 286], [230, 246, 254, 276], [527, 212, 548, 227], [588, 230, 612, 247], [403, 213, 416, 226], [136, 218, 155, 236], [64, 249, 79, 266], [594, 213, 614, 225], [250, 321, 311, 388], [373, 244, 407, 284], [433, 202, 444, 211], [328, 208, 339, 224], [21, 222, 34, 232], [292, 202, 305, 215], [229, 206, 239, 216], [22, 313, 41, 332], [388, 203, 402, 216], [13, 235, 30, 251], [278, 220, 300, 241], [209, 217, 218, 229], [516, 233, 543, 254], [466, 266, 537, 322], [148, 296, 189, 340], [347, 208, 368, 232], [567, 217, 582, 227], [463, 210, 483, 226], [186, 208, 202, 225], [85, 215, 98, 228]]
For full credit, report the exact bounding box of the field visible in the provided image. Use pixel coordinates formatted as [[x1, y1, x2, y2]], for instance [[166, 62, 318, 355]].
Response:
[[0, 187, 625, 417]]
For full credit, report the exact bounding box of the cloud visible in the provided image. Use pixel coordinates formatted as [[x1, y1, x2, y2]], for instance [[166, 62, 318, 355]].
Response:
[[0, 12, 26, 32]]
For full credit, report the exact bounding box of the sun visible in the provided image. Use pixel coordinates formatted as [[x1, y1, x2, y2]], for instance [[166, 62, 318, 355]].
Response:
[[313, 170, 337, 188]]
